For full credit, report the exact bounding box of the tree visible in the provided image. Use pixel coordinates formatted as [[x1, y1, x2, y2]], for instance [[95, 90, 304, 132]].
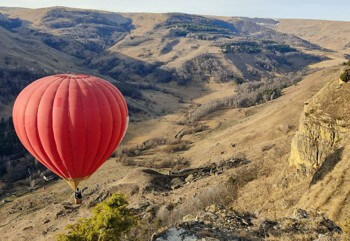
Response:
[[56, 193, 137, 241]]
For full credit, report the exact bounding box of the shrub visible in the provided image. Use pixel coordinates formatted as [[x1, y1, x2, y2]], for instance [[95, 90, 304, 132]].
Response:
[[340, 69, 350, 82], [56, 193, 137, 241], [342, 60, 350, 66]]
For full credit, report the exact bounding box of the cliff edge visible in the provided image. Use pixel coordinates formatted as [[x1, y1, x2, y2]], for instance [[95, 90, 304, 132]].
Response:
[[289, 65, 350, 173]]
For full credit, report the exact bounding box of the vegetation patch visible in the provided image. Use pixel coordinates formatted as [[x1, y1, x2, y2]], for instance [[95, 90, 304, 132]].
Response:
[[187, 71, 306, 122], [120, 156, 190, 169], [221, 41, 261, 54], [178, 54, 242, 84], [340, 69, 350, 83], [0, 13, 22, 30], [118, 138, 168, 157], [116, 137, 192, 169], [38, 9, 134, 56], [118, 137, 192, 155], [157, 14, 237, 35], [221, 40, 297, 54], [175, 124, 208, 139], [0, 66, 49, 105], [120, 36, 153, 47], [160, 39, 180, 55], [0, 117, 25, 159]]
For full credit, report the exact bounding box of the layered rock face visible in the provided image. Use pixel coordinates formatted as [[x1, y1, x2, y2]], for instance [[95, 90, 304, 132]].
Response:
[[289, 67, 350, 173]]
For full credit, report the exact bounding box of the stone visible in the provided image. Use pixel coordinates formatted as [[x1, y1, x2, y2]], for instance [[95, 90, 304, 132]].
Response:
[[185, 174, 194, 183], [146, 205, 154, 213], [134, 201, 150, 211], [293, 208, 309, 219], [182, 214, 196, 223], [205, 204, 219, 213], [56, 210, 65, 218], [171, 177, 185, 189], [23, 226, 33, 231]]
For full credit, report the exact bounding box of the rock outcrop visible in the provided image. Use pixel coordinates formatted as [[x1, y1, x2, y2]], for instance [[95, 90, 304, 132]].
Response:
[[289, 68, 350, 173], [151, 205, 342, 241]]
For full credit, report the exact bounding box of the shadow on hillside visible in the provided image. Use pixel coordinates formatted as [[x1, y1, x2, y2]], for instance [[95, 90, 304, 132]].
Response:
[[310, 147, 344, 186]]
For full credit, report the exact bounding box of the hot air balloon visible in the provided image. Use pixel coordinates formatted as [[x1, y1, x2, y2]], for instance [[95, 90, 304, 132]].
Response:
[[12, 74, 128, 193]]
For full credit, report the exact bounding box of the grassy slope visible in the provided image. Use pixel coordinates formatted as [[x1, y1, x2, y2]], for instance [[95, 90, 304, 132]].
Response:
[[0, 58, 342, 241], [276, 19, 350, 52]]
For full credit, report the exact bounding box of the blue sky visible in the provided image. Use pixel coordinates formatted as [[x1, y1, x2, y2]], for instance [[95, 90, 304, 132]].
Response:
[[1, 0, 349, 21]]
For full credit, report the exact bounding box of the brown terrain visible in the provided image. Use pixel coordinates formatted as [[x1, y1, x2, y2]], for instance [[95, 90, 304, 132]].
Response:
[[0, 6, 350, 241]]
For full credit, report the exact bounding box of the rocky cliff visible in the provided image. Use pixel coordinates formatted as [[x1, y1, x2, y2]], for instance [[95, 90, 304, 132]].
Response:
[[289, 66, 350, 173]]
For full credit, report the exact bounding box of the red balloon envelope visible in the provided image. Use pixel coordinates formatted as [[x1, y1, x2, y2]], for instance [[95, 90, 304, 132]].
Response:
[[12, 74, 128, 189]]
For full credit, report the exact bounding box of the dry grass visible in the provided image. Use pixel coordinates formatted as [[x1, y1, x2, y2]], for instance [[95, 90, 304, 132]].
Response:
[[277, 19, 350, 51], [266, 234, 317, 241]]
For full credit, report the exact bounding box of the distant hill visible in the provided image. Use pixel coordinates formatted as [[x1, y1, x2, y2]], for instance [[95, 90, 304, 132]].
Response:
[[276, 19, 350, 52], [0, 7, 329, 120]]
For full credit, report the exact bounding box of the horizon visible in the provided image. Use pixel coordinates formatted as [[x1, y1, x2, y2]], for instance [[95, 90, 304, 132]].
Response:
[[0, 0, 349, 21]]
